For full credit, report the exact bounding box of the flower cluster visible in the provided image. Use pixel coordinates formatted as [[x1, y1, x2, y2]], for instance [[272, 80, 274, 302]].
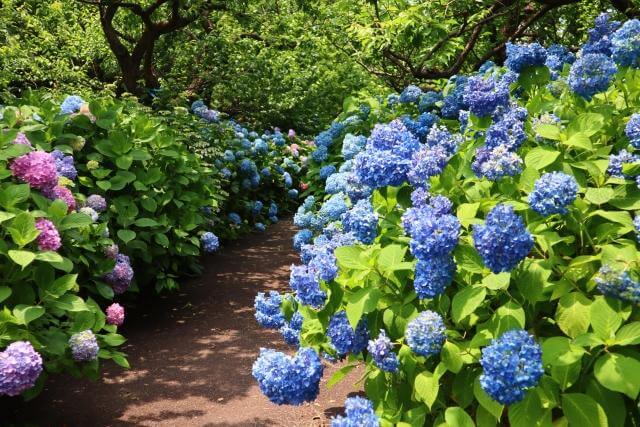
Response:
[[568, 53, 617, 99], [441, 76, 468, 118], [327, 311, 369, 357], [60, 95, 85, 115], [201, 232, 220, 253], [68, 330, 99, 362], [289, 264, 326, 308], [405, 311, 446, 357], [104, 253, 134, 294], [505, 42, 547, 72], [85, 194, 107, 212], [528, 172, 579, 216], [35, 218, 61, 251], [626, 113, 640, 148], [341, 199, 378, 244], [608, 149, 639, 178], [106, 303, 125, 326], [367, 330, 399, 372], [252, 347, 323, 405], [10, 151, 58, 189], [473, 204, 533, 273], [582, 13, 620, 56], [280, 312, 303, 346], [331, 397, 379, 427], [595, 265, 640, 304], [463, 75, 510, 117], [0, 341, 43, 396], [254, 291, 286, 329], [400, 85, 423, 103], [612, 19, 640, 67], [480, 329, 543, 405], [51, 150, 77, 180]]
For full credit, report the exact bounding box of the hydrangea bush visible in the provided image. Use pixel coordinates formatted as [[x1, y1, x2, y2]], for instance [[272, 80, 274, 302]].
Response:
[[253, 14, 640, 425], [0, 115, 129, 398]]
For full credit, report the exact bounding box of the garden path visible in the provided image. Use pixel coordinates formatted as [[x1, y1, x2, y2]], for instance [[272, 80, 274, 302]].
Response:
[[4, 220, 363, 426]]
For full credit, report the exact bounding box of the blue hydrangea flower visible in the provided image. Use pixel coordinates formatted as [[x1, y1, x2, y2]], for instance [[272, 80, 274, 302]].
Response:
[[51, 150, 77, 180], [320, 165, 337, 181], [583, 13, 621, 56], [255, 223, 266, 232], [480, 330, 543, 405], [635, 215, 640, 242], [280, 312, 304, 346], [254, 291, 285, 329], [201, 232, 220, 253], [331, 397, 379, 427], [252, 200, 264, 215], [463, 75, 510, 117], [484, 107, 527, 150], [418, 91, 442, 113], [341, 199, 378, 244], [595, 265, 640, 304], [293, 229, 313, 251], [413, 256, 456, 299], [312, 146, 329, 163], [342, 134, 367, 160], [441, 76, 468, 118], [545, 44, 575, 73], [191, 100, 206, 112], [505, 42, 547, 72], [400, 85, 423, 103], [60, 95, 85, 114], [283, 171, 293, 188], [403, 209, 460, 259], [223, 150, 235, 162], [367, 330, 399, 372], [325, 172, 349, 194], [327, 311, 369, 357], [608, 149, 639, 178], [346, 173, 373, 202], [612, 19, 640, 67], [229, 212, 242, 225], [405, 311, 446, 356], [68, 330, 99, 362], [472, 145, 523, 181], [473, 204, 533, 273], [288, 189, 299, 199], [528, 172, 578, 216], [252, 347, 323, 405], [626, 113, 640, 148], [308, 247, 338, 282], [568, 53, 617, 99], [410, 187, 430, 208], [407, 145, 449, 187], [479, 60, 496, 73], [319, 194, 348, 221], [289, 264, 326, 308], [221, 168, 232, 179], [387, 93, 400, 106]]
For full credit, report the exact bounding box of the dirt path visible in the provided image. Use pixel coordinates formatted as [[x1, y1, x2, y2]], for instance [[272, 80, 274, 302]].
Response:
[[4, 220, 363, 426]]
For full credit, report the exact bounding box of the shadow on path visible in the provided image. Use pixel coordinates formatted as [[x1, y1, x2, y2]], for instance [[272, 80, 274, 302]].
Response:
[[2, 220, 362, 426]]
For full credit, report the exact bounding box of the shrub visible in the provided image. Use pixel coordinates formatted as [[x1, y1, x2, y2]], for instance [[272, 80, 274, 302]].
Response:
[[254, 14, 640, 425]]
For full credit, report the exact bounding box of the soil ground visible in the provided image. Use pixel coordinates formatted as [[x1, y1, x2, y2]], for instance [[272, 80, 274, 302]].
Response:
[[3, 220, 363, 426]]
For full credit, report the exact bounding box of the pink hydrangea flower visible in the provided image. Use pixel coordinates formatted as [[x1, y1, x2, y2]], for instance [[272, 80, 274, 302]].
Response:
[[10, 151, 58, 189], [13, 133, 32, 147], [105, 303, 125, 326], [43, 185, 76, 212], [288, 129, 296, 139], [289, 144, 300, 157], [35, 218, 61, 251]]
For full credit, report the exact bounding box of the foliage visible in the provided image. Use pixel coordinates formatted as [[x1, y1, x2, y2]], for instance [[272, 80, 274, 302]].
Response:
[[255, 16, 640, 426], [0, 108, 128, 399]]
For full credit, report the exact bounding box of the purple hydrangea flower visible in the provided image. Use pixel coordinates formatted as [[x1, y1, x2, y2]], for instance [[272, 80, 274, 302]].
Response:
[[51, 150, 77, 180], [367, 330, 399, 372], [68, 330, 99, 362], [0, 341, 43, 396], [463, 75, 510, 117], [13, 133, 32, 147], [104, 254, 134, 294], [35, 218, 61, 251], [42, 185, 76, 212], [86, 195, 107, 212], [10, 151, 58, 189]]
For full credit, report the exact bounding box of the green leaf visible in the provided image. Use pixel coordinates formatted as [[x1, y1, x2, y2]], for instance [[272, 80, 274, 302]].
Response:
[[335, 246, 369, 270], [473, 377, 503, 420], [112, 354, 130, 369], [0, 184, 30, 209], [8, 250, 36, 269], [134, 218, 159, 227], [327, 364, 356, 389], [0, 211, 16, 223], [117, 229, 136, 244], [556, 292, 591, 338], [453, 244, 485, 274], [508, 390, 551, 427], [541, 337, 585, 367], [590, 297, 621, 341], [441, 342, 463, 373], [13, 305, 45, 325], [59, 213, 94, 230], [345, 287, 380, 329], [594, 353, 640, 399], [7, 212, 39, 246], [44, 274, 78, 298], [451, 286, 486, 323], [481, 273, 510, 290], [444, 407, 475, 427], [584, 188, 614, 205], [0, 286, 11, 303], [34, 251, 64, 264], [102, 333, 127, 346], [561, 393, 608, 427], [588, 210, 634, 228], [525, 147, 560, 170], [535, 124, 562, 141], [614, 322, 640, 346], [568, 113, 604, 137], [414, 371, 439, 409], [115, 155, 133, 170], [563, 132, 592, 150], [377, 244, 406, 273]]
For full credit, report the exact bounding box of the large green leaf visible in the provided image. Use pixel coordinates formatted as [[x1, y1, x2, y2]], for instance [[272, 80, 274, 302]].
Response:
[[452, 286, 486, 323], [561, 393, 608, 427], [556, 292, 591, 338], [594, 353, 640, 399]]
